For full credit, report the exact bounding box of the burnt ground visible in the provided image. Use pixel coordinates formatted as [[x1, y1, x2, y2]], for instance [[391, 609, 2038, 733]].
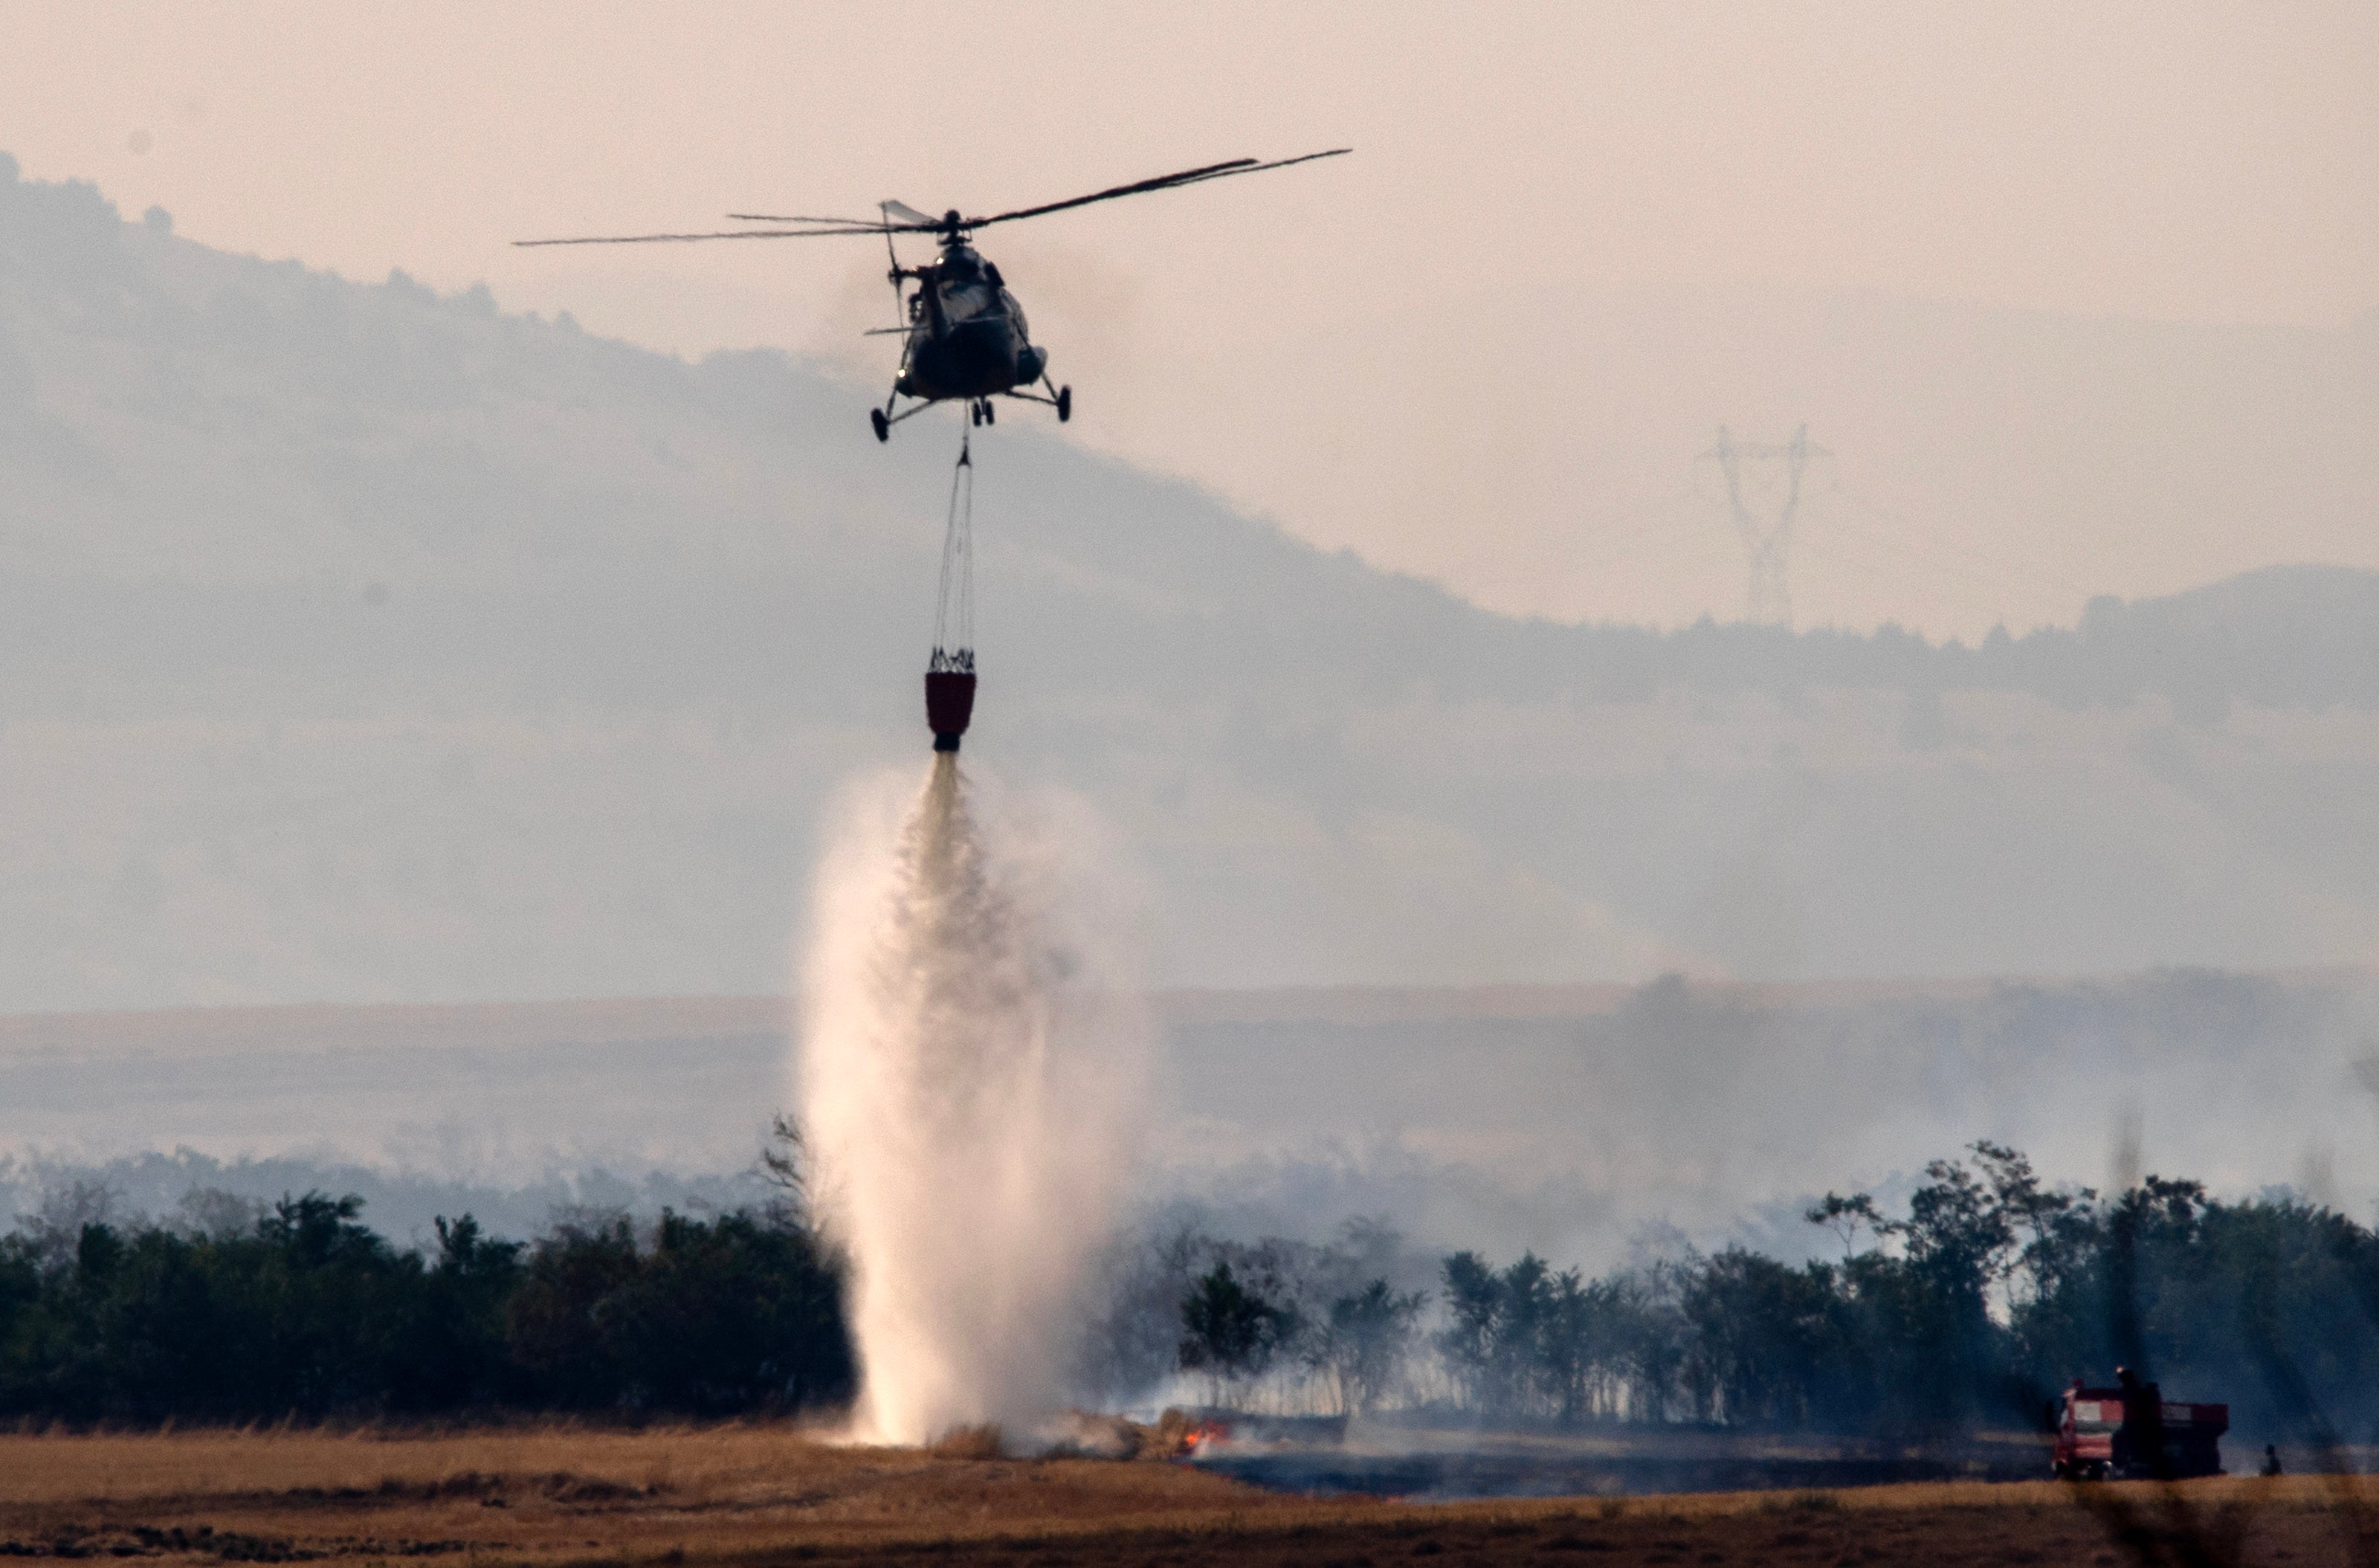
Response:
[[2, 1429, 2374, 1567]]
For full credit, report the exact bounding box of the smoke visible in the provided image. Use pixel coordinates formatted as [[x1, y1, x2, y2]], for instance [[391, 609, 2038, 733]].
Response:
[[797, 753, 1147, 1442]]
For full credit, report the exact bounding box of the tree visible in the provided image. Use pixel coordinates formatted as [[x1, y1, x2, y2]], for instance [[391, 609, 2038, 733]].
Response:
[[1438, 1251, 1561, 1417], [1178, 1262, 1294, 1405], [1804, 1192, 1885, 1262], [1312, 1279, 1424, 1416], [1968, 1140, 2092, 1307], [1682, 1249, 1846, 1426], [505, 1213, 648, 1407], [758, 1112, 811, 1227], [390, 1215, 524, 1410], [604, 1209, 854, 1413]]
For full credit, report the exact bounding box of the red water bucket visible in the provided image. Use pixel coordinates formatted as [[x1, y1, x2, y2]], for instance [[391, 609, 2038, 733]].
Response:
[[925, 670, 976, 751]]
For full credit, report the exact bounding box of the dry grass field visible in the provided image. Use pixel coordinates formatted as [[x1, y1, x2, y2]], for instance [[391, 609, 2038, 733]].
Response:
[[0, 1425, 2372, 1567]]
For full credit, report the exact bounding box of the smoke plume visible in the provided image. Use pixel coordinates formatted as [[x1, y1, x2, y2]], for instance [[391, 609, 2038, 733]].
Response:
[[798, 754, 1146, 1442]]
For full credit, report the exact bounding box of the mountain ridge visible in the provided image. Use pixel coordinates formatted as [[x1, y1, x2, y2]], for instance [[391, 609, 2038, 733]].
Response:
[[3, 156, 2376, 1007]]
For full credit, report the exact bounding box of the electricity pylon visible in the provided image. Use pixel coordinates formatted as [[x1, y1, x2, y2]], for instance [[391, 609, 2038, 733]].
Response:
[[1699, 425, 1825, 627]]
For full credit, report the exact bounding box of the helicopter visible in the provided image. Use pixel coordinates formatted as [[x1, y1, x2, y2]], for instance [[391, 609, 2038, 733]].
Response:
[[516, 150, 1348, 441]]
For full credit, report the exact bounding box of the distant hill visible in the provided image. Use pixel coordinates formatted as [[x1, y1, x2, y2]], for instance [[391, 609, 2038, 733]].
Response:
[[2, 156, 2376, 1008]]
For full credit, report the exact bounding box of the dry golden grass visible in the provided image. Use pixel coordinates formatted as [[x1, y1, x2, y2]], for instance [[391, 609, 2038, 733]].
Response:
[[923, 1425, 1006, 1462], [0, 1422, 856, 1506], [1, 1425, 2372, 1566]]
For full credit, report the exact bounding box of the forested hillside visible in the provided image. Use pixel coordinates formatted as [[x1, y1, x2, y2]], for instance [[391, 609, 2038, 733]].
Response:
[[3, 155, 2375, 1006]]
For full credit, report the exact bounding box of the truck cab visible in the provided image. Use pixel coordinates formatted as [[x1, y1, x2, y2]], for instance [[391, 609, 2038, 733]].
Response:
[[2053, 1377, 2227, 1480]]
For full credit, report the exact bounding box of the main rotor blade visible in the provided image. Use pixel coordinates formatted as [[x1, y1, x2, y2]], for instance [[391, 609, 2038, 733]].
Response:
[[726, 212, 878, 225], [517, 149, 1351, 248], [960, 148, 1350, 231], [514, 225, 895, 247]]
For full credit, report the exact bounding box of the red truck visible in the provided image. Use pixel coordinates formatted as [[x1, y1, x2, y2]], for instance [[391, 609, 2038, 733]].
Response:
[[2053, 1375, 2228, 1479]]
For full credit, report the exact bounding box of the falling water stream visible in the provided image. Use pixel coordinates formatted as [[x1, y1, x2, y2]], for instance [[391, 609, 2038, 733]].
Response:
[[798, 753, 1143, 1443]]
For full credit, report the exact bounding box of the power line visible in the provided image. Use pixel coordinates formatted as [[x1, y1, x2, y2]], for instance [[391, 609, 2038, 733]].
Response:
[[1821, 484, 2104, 622]]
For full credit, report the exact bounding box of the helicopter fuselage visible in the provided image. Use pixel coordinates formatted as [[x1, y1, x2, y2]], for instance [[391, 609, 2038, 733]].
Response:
[[892, 242, 1048, 403]]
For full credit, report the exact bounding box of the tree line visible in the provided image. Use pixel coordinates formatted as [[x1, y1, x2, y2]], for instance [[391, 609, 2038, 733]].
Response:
[[7, 1140, 2379, 1436], [1163, 1143, 2379, 1441], [0, 1187, 850, 1422]]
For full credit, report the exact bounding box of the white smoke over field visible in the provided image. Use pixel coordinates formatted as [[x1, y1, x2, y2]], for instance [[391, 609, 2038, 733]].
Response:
[[797, 754, 1148, 1443]]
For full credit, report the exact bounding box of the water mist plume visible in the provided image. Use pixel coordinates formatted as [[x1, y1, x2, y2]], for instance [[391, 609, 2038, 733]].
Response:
[[798, 753, 1146, 1443]]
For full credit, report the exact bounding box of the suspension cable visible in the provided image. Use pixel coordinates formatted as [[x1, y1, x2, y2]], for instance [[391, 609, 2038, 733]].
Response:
[[929, 432, 975, 673]]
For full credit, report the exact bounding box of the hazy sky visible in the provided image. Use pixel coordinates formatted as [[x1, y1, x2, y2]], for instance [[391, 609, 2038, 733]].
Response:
[[4, 1, 2373, 635]]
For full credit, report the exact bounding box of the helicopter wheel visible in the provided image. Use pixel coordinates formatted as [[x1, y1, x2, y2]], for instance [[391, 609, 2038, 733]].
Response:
[[969, 401, 981, 427], [1056, 385, 1071, 422], [871, 407, 889, 443], [984, 399, 995, 425]]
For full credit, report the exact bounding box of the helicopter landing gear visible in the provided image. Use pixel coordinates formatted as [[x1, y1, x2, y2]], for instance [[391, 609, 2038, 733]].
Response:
[[968, 398, 997, 427], [1002, 375, 1071, 423], [871, 393, 934, 441]]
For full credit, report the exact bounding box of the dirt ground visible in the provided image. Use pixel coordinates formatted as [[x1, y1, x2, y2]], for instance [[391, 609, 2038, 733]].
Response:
[[0, 1425, 2372, 1567]]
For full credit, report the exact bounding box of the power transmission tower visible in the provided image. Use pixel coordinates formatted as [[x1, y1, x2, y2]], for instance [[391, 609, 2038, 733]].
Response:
[[1699, 425, 1826, 627]]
